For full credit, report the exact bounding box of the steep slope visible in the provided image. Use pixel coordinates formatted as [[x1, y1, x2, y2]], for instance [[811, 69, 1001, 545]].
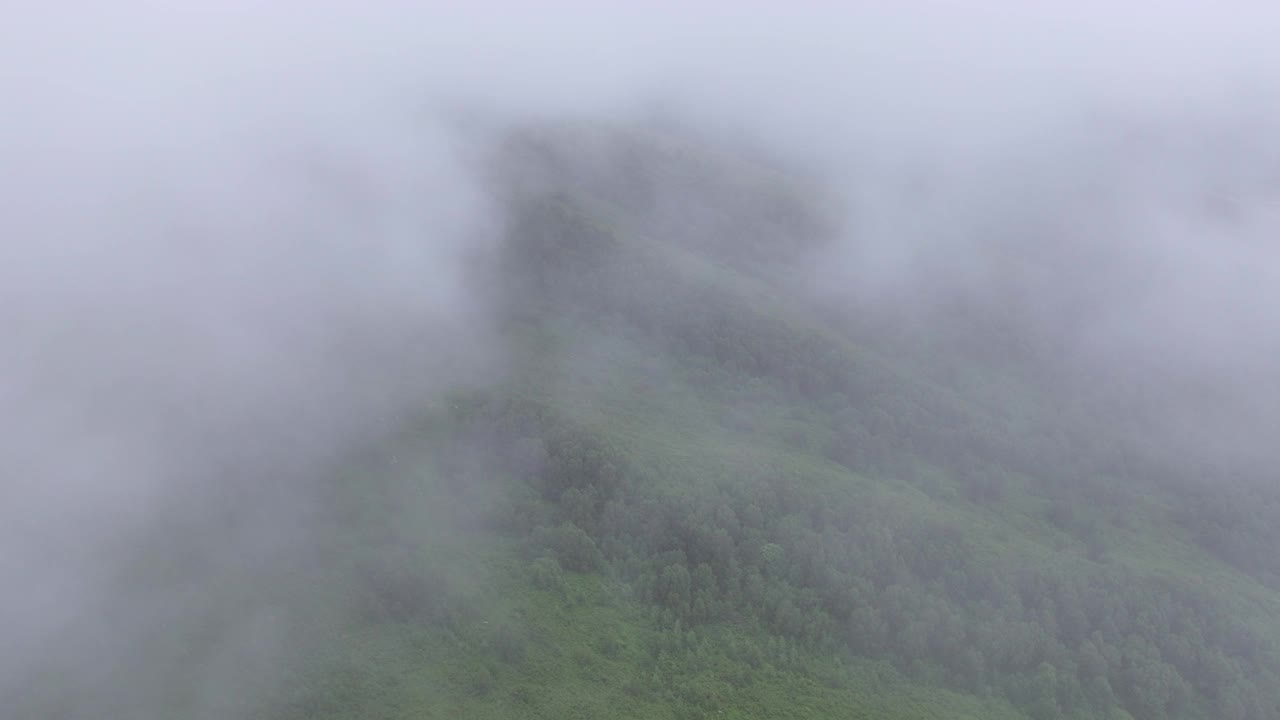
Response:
[[249, 124, 1280, 720]]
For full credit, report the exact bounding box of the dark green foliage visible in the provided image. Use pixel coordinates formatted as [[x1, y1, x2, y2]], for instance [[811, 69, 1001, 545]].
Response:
[[531, 522, 605, 573], [530, 555, 567, 594]]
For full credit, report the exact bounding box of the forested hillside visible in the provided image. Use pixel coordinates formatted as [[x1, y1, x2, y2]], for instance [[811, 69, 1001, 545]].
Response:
[[229, 125, 1280, 720], [13, 6, 1280, 720]]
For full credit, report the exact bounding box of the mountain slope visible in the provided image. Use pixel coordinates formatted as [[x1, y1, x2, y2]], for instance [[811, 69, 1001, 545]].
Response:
[[248, 124, 1280, 720]]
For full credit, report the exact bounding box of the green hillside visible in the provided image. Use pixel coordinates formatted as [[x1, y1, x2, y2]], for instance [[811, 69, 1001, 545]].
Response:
[[250, 125, 1280, 720]]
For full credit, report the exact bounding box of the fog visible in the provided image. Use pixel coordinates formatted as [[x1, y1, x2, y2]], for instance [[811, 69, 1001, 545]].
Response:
[[2, 6, 499, 716], [4, 3, 1280, 717]]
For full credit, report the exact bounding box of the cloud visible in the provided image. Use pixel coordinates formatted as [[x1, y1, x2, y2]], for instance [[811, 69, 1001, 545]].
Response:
[[1, 4, 500, 715]]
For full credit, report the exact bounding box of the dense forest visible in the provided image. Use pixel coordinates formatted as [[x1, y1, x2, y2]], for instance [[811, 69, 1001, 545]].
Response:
[[234, 126, 1280, 720]]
